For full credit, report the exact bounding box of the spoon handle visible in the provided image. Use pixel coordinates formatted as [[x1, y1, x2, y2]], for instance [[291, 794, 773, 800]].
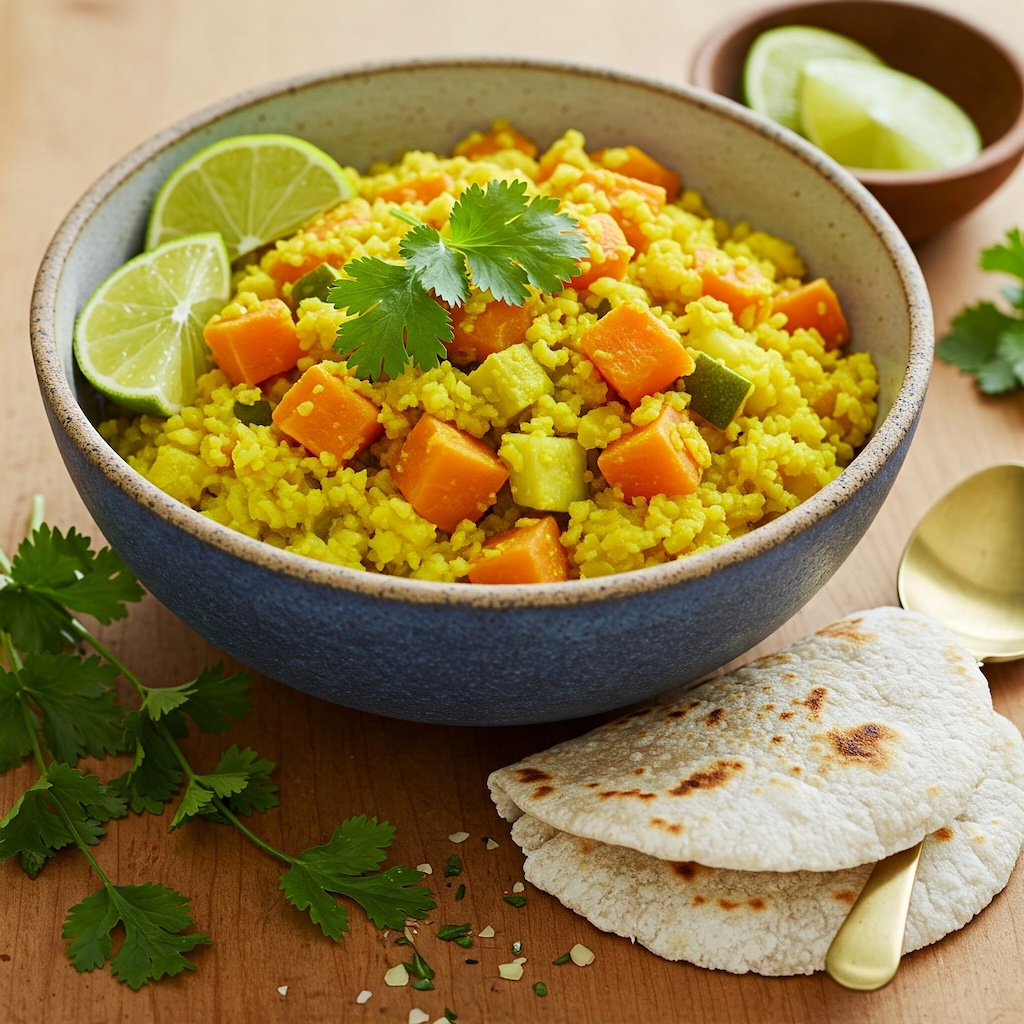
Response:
[[824, 839, 924, 991]]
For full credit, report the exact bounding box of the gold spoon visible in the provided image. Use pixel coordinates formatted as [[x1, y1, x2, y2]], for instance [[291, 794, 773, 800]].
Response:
[[825, 462, 1024, 992]]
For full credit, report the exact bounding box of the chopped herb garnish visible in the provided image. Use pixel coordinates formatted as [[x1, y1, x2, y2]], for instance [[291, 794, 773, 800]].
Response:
[[443, 853, 463, 877], [405, 948, 435, 981], [534, 981, 549, 997], [232, 398, 273, 426], [437, 923, 473, 943], [552, 952, 572, 965], [454, 883, 466, 902], [0, 504, 434, 987], [512, 940, 522, 954], [455, 935, 474, 949], [936, 227, 1024, 394], [329, 179, 587, 381], [410, 977, 435, 991], [503, 895, 527, 908]]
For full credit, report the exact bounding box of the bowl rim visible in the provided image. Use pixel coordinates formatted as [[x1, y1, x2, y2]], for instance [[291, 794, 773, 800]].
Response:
[[30, 55, 933, 610], [689, 0, 1024, 186]]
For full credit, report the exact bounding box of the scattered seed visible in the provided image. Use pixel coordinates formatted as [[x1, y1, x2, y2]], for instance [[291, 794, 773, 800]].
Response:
[[478, 925, 495, 938], [356, 990, 372, 1004], [484, 837, 499, 850], [511, 941, 522, 954], [448, 831, 470, 843], [570, 943, 595, 967], [416, 863, 433, 874], [409, 1010, 431, 1024], [276, 985, 288, 996], [512, 882, 525, 893], [384, 964, 410, 987]]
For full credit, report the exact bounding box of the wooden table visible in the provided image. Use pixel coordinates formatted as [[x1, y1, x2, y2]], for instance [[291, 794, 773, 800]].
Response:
[[2, 1, 1023, 1021]]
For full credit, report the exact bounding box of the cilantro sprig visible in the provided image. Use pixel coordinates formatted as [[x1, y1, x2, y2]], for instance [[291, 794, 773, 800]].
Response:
[[0, 504, 434, 988], [328, 178, 588, 380], [936, 227, 1024, 394]]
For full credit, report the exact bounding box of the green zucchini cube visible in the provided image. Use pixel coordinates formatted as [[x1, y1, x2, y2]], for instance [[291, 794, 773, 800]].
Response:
[[500, 433, 588, 511], [466, 343, 554, 420], [685, 351, 754, 429]]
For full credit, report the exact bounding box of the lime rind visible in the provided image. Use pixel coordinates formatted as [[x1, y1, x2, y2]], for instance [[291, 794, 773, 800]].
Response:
[[743, 25, 883, 135], [73, 232, 231, 416], [144, 133, 356, 260], [800, 58, 983, 170]]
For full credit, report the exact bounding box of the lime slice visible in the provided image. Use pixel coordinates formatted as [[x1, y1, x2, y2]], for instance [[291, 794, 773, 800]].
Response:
[[801, 57, 982, 170], [145, 134, 356, 261], [73, 232, 231, 416], [743, 25, 883, 134]]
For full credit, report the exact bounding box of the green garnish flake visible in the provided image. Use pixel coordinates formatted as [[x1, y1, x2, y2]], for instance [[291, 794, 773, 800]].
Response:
[[454, 883, 466, 902], [552, 951, 572, 965], [444, 1010, 459, 1022], [437, 922, 473, 943], [233, 399, 273, 426], [443, 853, 463, 877], [411, 977, 435, 991], [685, 351, 754, 429], [0, 507, 435, 987], [503, 895, 527, 908], [329, 178, 587, 381], [534, 981, 549, 997], [936, 227, 1024, 394]]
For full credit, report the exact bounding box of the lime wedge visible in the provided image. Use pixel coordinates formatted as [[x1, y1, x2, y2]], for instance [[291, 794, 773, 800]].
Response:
[[73, 232, 231, 416], [743, 25, 883, 134], [800, 58, 982, 170], [145, 134, 356, 261]]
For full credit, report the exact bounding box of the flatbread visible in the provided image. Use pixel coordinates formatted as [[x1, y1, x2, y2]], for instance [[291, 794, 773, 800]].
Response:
[[509, 713, 1024, 976], [489, 607, 995, 872]]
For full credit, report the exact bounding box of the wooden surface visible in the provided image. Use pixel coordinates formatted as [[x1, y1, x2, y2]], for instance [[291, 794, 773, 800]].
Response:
[[2, 1, 1024, 1021]]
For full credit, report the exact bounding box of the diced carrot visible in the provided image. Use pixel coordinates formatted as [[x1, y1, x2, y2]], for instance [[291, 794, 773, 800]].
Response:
[[266, 252, 326, 286], [575, 168, 667, 252], [393, 413, 509, 532], [203, 298, 303, 386], [590, 145, 682, 202], [446, 297, 534, 363], [272, 363, 384, 464], [467, 515, 570, 584], [569, 212, 633, 292], [772, 277, 851, 350], [579, 302, 695, 406], [454, 121, 538, 160], [597, 405, 703, 502], [378, 171, 454, 206], [692, 248, 774, 327]]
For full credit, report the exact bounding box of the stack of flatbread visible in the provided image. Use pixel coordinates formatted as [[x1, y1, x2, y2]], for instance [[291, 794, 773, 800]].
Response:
[[488, 606, 1024, 976]]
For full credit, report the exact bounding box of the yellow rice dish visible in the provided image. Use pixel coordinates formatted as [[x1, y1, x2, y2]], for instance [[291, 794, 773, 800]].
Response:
[[101, 122, 879, 583]]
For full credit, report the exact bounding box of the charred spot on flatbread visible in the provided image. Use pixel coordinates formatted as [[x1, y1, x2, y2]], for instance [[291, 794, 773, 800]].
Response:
[[824, 722, 898, 766], [933, 826, 955, 842], [650, 817, 683, 835], [793, 686, 828, 720], [598, 788, 657, 801], [669, 759, 745, 796], [514, 767, 553, 784], [816, 616, 874, 643], [705, 708, 725, 727], [670, 861, 703, 880]]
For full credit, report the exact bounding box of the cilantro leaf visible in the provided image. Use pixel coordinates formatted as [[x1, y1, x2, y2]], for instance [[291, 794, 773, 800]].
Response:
[[169, 744, 261, 830], [0, 525, 142, 652], [0, 764, 125, 874], [111, 713, 184, 814], [445, 179, 588, 303], [16, 653, 124, 764], [330, 259, 452, 380], [201, 746, 278, 818], [0, 666, 36, 770], [937, 229, 1024, 394], [174, 664, 252, 734], [280, 816, 434, 940], [401, 221, 471, 305], [62, 881, 211, 989], [330, 179, 586, 380]]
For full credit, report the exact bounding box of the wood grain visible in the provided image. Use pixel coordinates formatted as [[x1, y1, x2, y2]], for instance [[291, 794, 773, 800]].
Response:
[[1, 1, 1023, 1021]]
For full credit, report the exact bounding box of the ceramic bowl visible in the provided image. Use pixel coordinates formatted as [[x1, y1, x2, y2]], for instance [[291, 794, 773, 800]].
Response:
[[690, 0, 1024, 243], [30, 59, 932, 726]]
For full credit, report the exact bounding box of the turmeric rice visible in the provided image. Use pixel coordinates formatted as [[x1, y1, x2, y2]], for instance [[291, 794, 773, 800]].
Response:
[[101, 121, 879, 582]]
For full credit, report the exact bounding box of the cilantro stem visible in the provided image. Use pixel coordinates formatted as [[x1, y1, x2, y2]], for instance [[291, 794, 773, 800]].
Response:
[[203, 792, 295, 865]]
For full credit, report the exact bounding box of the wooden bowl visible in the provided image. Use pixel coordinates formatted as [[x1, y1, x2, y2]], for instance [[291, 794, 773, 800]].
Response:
[[691, 0, 1024, 243]]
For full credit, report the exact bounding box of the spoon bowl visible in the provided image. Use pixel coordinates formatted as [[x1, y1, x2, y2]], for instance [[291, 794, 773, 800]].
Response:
[[827, 462, 1024, 991], [897, 462, 1024, 662]]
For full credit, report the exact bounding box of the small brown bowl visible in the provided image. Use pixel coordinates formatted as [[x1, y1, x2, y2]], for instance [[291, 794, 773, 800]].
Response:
[[691, 0, 1024, 243]]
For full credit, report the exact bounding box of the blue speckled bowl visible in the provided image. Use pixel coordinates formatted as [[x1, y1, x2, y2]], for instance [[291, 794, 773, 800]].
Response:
[[30, 59, 932, 726]]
